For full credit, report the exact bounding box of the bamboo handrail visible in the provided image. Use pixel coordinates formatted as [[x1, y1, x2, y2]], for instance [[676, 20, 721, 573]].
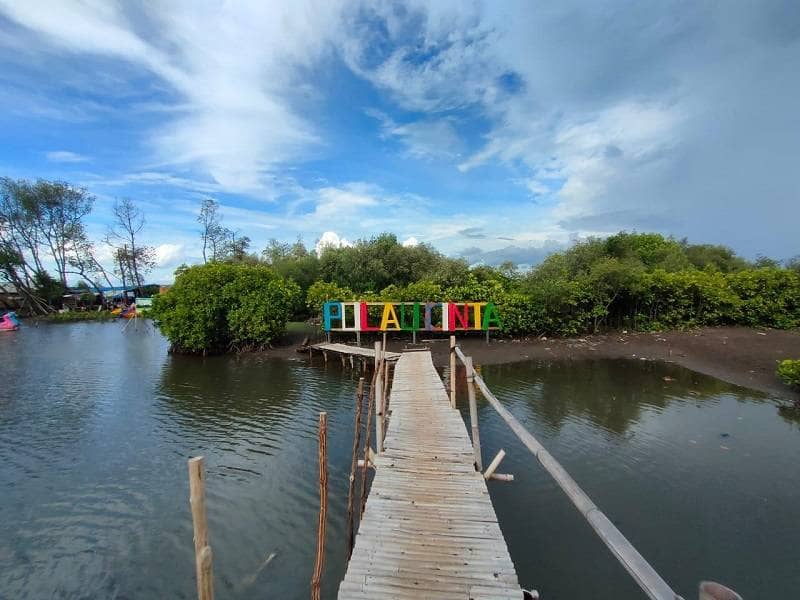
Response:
[[454, 346, 684, 600]]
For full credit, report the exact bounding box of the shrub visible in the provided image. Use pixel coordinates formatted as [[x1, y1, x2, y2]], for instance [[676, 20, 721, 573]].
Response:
[[151, 262, 299, 354], [777, 359, 800, 388], [306, 280, 354, 316]]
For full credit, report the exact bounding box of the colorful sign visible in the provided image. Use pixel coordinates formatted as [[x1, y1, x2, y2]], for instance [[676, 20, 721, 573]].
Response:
[[323, 301, 501, 332]]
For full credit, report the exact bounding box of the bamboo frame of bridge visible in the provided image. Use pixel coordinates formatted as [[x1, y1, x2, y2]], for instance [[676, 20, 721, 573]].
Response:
[[185, 336, 741, 600]]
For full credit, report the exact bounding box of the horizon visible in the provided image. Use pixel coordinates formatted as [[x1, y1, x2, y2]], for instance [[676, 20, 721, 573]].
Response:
[[1, 1, 798, 283]]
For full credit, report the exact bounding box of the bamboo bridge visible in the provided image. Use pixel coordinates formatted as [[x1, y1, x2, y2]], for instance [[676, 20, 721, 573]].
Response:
[[338, 350, 522, 599], [187, 338, 742, 600]]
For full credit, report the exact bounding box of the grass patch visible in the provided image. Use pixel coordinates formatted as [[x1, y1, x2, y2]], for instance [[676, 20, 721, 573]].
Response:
[[44, 310, 117, 322]]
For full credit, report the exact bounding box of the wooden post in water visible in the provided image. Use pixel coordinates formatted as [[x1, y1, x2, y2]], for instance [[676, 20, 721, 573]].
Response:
[[465, 356, 483, 471], [449, 336, 456, 408], [359, 364, 379, 519], [346, 378, 365, 559], [483, 449, 506, 480], [310, 412, 328, 600], [374, 341, 384, 454], [188, 457, 214, 600]]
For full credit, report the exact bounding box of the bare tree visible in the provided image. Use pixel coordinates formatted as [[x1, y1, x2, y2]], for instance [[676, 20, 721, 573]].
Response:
[[108, 198, 155, 292], [198, 198, 222, 263]]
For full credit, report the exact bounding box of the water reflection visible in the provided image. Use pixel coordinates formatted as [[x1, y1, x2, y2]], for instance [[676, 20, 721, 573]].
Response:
[[470, 359, 799, 599], [477, 359, 760, 435], [1, 325, 797, 600]]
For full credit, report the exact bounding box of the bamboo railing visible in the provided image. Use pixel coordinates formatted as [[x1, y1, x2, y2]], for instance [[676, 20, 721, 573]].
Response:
[[451, 338, 741, 600]]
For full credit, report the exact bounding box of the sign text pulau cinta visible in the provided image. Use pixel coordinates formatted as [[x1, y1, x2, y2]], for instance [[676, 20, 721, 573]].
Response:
[[323, 301, 502, 332]]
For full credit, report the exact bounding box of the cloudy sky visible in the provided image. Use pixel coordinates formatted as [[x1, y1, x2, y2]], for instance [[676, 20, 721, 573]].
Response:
[[0, 1, 797, 281]]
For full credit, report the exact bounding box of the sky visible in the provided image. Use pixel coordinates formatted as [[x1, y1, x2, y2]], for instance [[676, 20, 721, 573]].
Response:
[[0, 1, 798, 282]]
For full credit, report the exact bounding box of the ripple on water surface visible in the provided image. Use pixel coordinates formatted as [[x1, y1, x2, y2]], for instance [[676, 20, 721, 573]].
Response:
[[2, 326, 799, 599]]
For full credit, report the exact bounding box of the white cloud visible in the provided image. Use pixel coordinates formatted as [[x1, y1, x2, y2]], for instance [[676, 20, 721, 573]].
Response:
[[155, 243, 185, 268], [367, 109, 463, 160], [45, 150, 89, 163], [315, 231, 352, 256], [402, 236, 419, 247], [0, 1, 345, 194]]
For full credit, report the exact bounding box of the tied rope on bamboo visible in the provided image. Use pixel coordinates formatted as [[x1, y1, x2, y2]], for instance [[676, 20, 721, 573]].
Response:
[[358, 361, 379, 520], [310, 412, 328, 600], [345, 378, 365, 559]]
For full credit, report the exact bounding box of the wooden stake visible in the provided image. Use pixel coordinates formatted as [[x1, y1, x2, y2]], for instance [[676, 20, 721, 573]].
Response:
[[359, 364, 379, 519], [465, 357, 483, 471], [188, 457, 214, 600], [346, 378, 365, 559], [374, 342, 384, 454], [310, 412, 328, 600], [382, 331, 387, 352], [349, 355, 354, 370], [449, 336, 456, 409], [382, 361, 390, 421], [483, 449, 506, 480]]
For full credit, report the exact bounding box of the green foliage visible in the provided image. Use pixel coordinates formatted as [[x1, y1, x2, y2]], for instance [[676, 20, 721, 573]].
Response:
[[319, 233, 464, 292], [151, 262, 300, 353], [727, 268, 800, 328], [46, 310, 115, 322], [305, 280, 354, 314], [33, 271, 65, 307], [777, 359, 800, 388]]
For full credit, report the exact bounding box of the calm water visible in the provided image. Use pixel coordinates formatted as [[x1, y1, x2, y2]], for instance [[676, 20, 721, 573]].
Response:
[[1, 324, 798, 599]]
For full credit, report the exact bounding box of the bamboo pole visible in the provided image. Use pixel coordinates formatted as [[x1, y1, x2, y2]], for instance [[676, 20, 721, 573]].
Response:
[[449, 336, 457, 408], [374, 342, 384, 454], [188, 457, 214, 600], [483, 449, 506, 480], [346, 378, 365, 559], [454, 345, 682, 600], [382, 360, 390, 417], [310, 412, 328, 600], [465, 356, 483, 471], [359, 364, 379, 519]]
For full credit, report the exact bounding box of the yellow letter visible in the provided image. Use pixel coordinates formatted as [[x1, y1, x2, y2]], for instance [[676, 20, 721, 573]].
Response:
[[380, 303, 401, 330], [472, 302, 483, 330]]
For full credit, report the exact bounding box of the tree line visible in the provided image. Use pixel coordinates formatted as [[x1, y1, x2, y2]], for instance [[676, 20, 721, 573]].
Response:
[[151, 222, 799, 353], [0, 178, 156, 313]]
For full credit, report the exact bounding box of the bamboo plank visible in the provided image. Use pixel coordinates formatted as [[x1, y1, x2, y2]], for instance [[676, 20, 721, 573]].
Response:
[[338, 350, 523, 599]]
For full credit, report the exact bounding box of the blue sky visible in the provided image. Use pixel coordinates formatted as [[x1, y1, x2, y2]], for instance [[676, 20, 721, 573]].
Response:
[[0, 1, 798, 282]]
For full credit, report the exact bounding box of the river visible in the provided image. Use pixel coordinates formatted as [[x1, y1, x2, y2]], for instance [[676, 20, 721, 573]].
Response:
[[1, 322, 798, 598]]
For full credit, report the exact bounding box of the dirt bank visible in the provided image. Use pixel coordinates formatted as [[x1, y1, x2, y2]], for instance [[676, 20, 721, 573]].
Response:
[[275, 326, 800, 401]]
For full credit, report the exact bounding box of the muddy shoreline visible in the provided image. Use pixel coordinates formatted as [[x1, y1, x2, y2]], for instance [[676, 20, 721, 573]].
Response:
[[275, 326, 800, 401]]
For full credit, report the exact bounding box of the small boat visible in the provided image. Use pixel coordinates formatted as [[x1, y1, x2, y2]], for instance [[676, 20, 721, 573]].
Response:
[[0, 311, 20, 331]]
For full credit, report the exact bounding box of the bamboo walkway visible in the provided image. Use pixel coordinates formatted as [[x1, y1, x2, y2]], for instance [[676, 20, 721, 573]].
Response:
[[309, 342, 402, 361], [338, 350, 523, 599]]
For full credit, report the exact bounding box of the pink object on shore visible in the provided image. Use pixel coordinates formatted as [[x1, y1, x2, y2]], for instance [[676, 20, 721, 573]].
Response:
[[0, 312, 20, 331]]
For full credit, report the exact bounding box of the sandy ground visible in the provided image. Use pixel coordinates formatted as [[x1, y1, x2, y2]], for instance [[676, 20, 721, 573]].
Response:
[[274, 326, 800, 402]]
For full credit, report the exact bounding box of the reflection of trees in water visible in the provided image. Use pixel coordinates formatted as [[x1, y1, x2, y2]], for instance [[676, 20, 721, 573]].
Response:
[[157, 355, 324, 436], [482, 359, 747, 435], [778, 406, 800, 428]]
